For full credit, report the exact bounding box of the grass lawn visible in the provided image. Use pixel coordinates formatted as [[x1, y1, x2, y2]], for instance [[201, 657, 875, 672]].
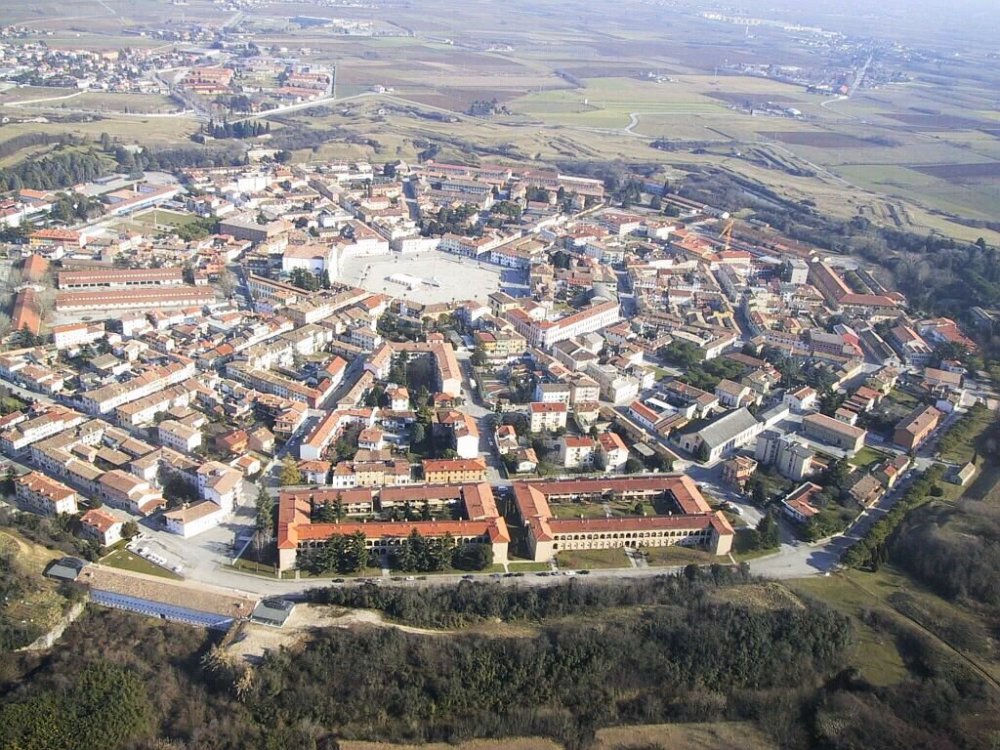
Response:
[[507, 561, 552, 572], [101, 549, 182, 580], [229, 557, 288, 576], [886, 388, 919, 409], [937, 407, 994, 465], [641, 545, 713, 566], [131, 208, 200, 228], [550, 502, 609, 519], [850, 446, 892, 469], [557, 548, 630, 570]]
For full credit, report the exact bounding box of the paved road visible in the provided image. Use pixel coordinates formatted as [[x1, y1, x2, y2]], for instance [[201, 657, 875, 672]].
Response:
[[455, 348, 508, 487]]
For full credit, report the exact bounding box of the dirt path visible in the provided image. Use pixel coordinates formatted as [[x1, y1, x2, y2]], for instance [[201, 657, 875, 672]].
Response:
[[225, 606, 451, 662], [4, 91, 84, 108]]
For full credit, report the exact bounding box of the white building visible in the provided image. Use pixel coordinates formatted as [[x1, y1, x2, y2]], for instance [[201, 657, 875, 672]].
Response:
[[559, 435, 595, 468], [529, 402, 569, 433], [158, 420, 202, 454], [15, 471, 78, 515], [79, 507, 124, 547]]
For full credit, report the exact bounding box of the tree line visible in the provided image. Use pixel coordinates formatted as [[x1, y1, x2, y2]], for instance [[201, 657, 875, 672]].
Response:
[[312, 565, 757, 627], [202, 119, 271, 140], [841, 463, 946, 570], [0, 149, 110, 191]]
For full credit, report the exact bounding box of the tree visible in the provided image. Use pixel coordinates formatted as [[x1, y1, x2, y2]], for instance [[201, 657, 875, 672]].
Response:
[[410, 422, 426, 449], [451, 542, 492, 571], [695, 442, 710, 463], [756, 512, 780, 550], [315, 502, 339, 523], [279, 457, 303, 487], [218, 269, 237, 298], [255, 486, 274, 534], [121, 521, 140, 540], [624, 457, 645, 474]]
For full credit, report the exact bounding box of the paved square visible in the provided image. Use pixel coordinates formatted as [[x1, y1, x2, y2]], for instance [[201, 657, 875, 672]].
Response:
[[338, 250, 503, 305]]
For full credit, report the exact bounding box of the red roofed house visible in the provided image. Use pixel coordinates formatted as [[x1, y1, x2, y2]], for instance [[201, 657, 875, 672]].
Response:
[[597, 431, 629, 471], [781, 482, 822, 524], [529, 401, 568, 433], [79, 507, 124, 547]]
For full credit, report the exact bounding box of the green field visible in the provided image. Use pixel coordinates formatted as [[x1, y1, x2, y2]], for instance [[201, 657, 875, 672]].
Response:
[[556, 548, 630, 570], [130, 208, 199, 229], [850, 446, 892, 469], [506, 561, 551, 572], [0, 0, 996, 246], [789, 572, 910, 686], [641, 544, 714, 566], [100, 549, 182, 580]]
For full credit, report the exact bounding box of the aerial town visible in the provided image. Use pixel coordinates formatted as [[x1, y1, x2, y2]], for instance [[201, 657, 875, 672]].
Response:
[[0, 147, 988, 629], [2, 0, 999, 745]]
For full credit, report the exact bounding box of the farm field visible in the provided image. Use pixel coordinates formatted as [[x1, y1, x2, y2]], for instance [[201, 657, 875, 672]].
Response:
[[36, 92, 182, 115]]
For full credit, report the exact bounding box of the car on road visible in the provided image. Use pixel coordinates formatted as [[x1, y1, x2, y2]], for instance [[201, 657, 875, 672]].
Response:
[[461, 574, 474, 580], [536, 571, 550, 576]]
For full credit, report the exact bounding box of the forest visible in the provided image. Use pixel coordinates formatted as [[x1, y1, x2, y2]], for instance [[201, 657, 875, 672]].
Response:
[[0, 570, 996, 750], [889, 499, 1000, 609], [0, 148, 111, 191]]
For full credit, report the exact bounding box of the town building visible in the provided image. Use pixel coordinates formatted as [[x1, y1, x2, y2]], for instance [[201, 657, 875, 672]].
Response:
[[893, 404, 942, 452], [529, 401, 569, 433], [15, 471, 78, 515], [511, 475, 734, 561], [800, 413, 866, 454], [276, 482, 509, 570]]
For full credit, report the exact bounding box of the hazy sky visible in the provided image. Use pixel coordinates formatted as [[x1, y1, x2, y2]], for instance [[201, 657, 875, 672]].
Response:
[[710, 0, 1000, 48]]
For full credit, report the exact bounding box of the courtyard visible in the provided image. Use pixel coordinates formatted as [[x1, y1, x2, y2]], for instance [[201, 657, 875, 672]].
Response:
[[338, 250, 520, 306]]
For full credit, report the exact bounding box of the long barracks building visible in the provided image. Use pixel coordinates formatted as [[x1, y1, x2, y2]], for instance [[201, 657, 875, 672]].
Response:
[[276, 482, 510, 571], [511, 475, 734, 560]]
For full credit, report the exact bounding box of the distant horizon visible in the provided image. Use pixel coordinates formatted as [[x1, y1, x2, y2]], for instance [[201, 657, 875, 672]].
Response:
[[691, 0, 1000, 48]]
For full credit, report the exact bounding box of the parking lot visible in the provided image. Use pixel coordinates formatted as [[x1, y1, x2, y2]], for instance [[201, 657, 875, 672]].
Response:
[[339, 250, 504, 306]]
